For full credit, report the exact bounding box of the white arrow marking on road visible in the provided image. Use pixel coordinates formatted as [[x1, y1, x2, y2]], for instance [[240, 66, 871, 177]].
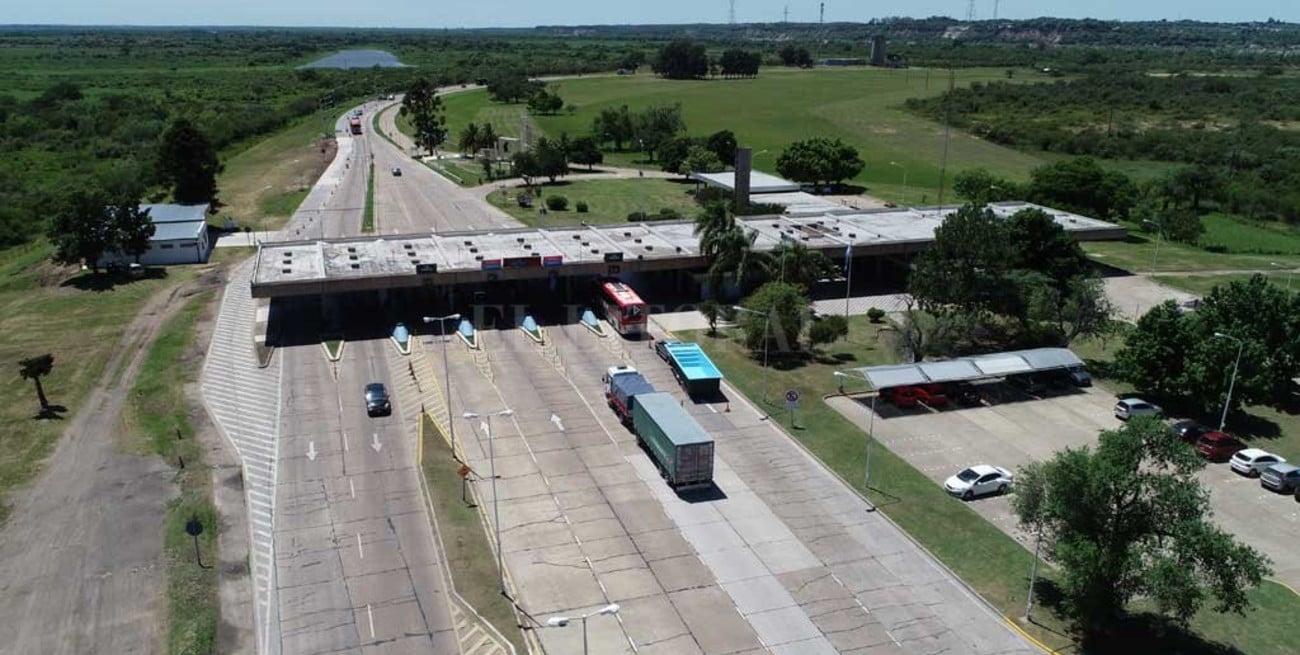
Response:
[[371, 433, 383, 453], [480, 421, 489, 436], [307, 441, 317, 461], [550, 413, 565, 432]]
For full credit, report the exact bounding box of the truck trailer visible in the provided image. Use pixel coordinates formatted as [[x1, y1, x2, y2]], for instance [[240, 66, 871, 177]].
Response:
[[349, 117, 363, 135], [630, 392, 714, 487]]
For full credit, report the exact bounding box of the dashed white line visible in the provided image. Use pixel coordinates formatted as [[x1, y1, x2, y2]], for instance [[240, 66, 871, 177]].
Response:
[[349, 478, 356, 499], [357, 532, 364, 559], [366, 603, 375, 638]]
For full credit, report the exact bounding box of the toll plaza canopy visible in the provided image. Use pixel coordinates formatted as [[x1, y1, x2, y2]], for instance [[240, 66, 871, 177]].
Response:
[[839, 348, 1086, 391]]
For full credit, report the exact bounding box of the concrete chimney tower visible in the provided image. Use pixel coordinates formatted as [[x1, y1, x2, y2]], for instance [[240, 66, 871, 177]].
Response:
[[734, 147, 752, 213]]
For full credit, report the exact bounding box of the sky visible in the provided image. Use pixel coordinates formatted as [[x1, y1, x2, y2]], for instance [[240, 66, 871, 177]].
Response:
[[6, 0, 1296, 28]]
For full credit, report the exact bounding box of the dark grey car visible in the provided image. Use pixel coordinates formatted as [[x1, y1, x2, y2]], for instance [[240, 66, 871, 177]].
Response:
[[365, 383, 391, 416], [1260, 463, 1300, 493]]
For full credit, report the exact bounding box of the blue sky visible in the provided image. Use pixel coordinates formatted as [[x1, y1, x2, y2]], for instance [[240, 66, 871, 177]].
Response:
[[8, 0, 1295, 27]]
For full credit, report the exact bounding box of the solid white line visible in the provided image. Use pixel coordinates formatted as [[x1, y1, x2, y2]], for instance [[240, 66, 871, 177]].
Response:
[[343, 431, 350, 451], [367, 603, 375, 638], [357, 533, 364, 559], [350, 478, 356, 499]]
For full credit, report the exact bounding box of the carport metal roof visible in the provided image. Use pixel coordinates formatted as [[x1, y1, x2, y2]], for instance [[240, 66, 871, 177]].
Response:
[[839, 348, 1085, 391]]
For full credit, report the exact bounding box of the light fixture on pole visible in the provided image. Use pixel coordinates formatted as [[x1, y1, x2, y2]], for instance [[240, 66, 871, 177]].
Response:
[[1212, 333, 1244, 432], [888, 161, 908, 206], [832, 370, 876, 512], [1270, 262, 1293, 292], [463, 408, 514, 594], [546, 604, 620, 655], [423, 313, 461, 458], [732, 305, 771, 410]]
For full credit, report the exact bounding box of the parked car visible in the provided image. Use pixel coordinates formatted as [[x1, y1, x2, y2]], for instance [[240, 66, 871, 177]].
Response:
[[364, 382, 391, 416], [944, 465, 1014, 500], [951, 382, 983, 407], [1194, 431, 1246, 461], [391, 166, 402, 176], [913, 384, 949, 407], [1065, 365, 1092, 387], [1261, 464, 1300, 493], [1115, 398, 1162, 420], [1169, 419, 1210, 444], [884, 386, 919, 408], [1229, 448, 1286, 477]]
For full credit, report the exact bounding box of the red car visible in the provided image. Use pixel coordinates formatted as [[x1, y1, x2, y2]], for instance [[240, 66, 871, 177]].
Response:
[[883, 385, 948, 408], [884, 386, 920, 408], [1195, 431, 1246, 461], [915, 384, 949, 407]]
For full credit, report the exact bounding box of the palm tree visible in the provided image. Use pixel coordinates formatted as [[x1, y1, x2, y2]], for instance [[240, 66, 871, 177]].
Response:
[[708, 225, 771, 299], [19, 354, 54, 413], [766, 241, 835, 290], [458, 122, 481, 155], [477, 123, 499, 154]]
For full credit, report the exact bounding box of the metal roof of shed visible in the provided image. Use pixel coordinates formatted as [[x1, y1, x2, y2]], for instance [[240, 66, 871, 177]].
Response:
[[842, 348, 1085, 391]]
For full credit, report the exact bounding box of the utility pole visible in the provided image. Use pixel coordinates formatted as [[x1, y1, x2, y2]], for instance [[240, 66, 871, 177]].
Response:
[[936, 68, 955, 208], [819, 2, 825, 24], [783, 5, 789, 23], [729, 0, 736, 24]]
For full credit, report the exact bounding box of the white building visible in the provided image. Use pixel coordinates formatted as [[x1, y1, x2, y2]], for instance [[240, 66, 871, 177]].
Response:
[[103, 203, 212, 266]]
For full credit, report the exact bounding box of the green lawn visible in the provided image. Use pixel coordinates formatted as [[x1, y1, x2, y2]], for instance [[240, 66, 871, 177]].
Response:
[[442, 68, 1049, 205], [486, 177, 700, 227], [363, 162, 375, 233], [421, 416, 526, 654], [685, 319, 1300, 654], [1152, 272, 1291, 296], [125, 292, 219, 655], [0, 244, 199, 525], [1083, 228, 1300, 274], [1200, 213, 1300, 256]]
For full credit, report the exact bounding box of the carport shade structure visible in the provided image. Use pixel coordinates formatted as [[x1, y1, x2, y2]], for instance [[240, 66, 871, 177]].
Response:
[[838, 347, 1088, 391]]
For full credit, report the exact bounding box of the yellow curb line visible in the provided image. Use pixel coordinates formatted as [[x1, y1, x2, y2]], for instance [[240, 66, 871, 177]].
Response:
[[1002, 616, 1063, 654], [1268, 577, 1300, 599]]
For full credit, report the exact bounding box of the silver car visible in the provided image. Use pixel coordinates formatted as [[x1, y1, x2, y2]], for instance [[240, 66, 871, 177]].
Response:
[[1115, 398, 1162, 420], [1261, 464, 1300, 493]]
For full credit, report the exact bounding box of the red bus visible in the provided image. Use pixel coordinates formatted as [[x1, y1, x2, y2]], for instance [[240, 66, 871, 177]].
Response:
[[599, 280, 648, 336], [349, 117, 362, 135]]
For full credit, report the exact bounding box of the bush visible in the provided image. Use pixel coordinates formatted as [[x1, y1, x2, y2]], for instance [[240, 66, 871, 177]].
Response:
[[627, 211, 647, 222], [658, 207, 678, 220], [545, 195, 569, 211], [867, 307, 886, 323], [575, 201, 589, 213]]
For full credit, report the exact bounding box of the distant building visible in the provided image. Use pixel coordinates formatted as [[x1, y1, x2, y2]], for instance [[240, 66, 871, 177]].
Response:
[[102, 203, 212, 266], [821, 58, 866, 67], [870, 36, 887, 66]]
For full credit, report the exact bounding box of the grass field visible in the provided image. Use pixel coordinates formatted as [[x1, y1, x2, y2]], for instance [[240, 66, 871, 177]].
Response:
[[1200, 213, 1300, 256], [219, 105, 347, 232], [441, 68, 1048, 205], [686, 319, 1300, 654], [1083, 230, 1300, 274], [486, 177, 699, 227], [124, 292, 219, 655], [363, 162, 375, 233], [421, 415, 526, 654], [0, 244, 199, 524]]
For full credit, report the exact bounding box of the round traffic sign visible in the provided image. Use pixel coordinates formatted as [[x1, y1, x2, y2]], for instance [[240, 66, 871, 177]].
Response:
[[457, 464, 471, 479], [785, 389, 800, 403]]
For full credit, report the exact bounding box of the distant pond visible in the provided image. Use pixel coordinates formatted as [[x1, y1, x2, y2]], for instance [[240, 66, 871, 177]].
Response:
[[302, 50, 407, 69]]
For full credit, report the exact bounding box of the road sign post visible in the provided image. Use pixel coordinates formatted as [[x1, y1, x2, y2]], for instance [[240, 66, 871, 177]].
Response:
[[784, 389, 801, 428]]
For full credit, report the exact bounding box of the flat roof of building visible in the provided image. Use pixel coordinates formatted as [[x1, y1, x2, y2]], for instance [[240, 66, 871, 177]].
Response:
[[752, 192, 856, 217], [251, 201, 1125, 297], [152, 220, 206, 241], [143, 203, 209, 223], [691, 171, 801, 194], [842, 347, 1087, 391]]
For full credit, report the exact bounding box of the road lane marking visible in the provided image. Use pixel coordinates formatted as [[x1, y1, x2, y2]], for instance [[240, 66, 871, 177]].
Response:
[[343, 431, 350, 451], [367, 603, 375, 638], [371, 433, 383, 453], [349, 478, 356, 499], [357, 533, 364, 559], [307, 441, 317, 461]]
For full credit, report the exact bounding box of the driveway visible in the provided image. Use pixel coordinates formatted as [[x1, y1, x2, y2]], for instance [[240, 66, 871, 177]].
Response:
[[829, 385, 1300, 588]]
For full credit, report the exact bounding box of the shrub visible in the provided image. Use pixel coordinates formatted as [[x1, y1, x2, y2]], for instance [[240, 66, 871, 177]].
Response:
[[575, 201, 589, 213], [867, 307, 886, 323], [627, 211, 647, 222], [658, 207, 678, 220], [545, 195, 569, 211]]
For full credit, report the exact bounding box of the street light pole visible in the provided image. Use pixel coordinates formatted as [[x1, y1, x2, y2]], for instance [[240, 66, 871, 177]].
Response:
[[464, 408, 514, 595], [1213, 333, 1244, 431], [889, 161, 908, 206], [423, 314, 462, 459], [733, 305, 771, 409], [833, 370, 877, 512], [546, 604, 620, 655]]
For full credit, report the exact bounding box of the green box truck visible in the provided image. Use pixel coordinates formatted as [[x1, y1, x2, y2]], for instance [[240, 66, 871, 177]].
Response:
[[630, 392, 714, 487]]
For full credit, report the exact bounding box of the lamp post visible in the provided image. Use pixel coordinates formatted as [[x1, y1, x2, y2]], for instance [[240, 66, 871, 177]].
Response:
[[1271, 262, 1293, 292], [1212, 333, 1244, 431], [423, 313, 461, 459], [732, 305, 771, 410], [889, 161, 908, 206], [463, 408, 514, 594], [546, 604, 620, 655], [833, 370, 876, 512]]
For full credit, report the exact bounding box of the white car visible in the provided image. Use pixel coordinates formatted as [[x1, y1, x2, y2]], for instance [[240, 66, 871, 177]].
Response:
[[1114, 398, 1162, 420], [944, 465, 1014, 500], [1229, 448, 1286, 477]]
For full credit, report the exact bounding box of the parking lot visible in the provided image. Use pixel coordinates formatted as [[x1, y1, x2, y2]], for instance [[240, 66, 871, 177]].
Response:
[[832, 383, 1300, 588]]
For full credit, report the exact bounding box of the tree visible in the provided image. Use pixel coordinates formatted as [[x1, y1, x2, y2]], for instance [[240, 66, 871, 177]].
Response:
[[47, 186, 115, 273], [1113, 300, 1197, 400], [113, 198, 155, 264], [1006, 208, 1090, 290], [486, 70, 543, 104], [779, 45, 813, 68], [156, 118, 221, 205], [510, 151, 541, 188], [527, 88, 564, 115], [738, 282, 808, 354], [705, 130, 738, 166], [458, 122, 481, 155], [1026, 275, 1116, 343], [719, 49, 761, 78], [633, 105, 686, 162], [1011, 418, 1269, 643], [700, 299, 720, 336], [683, 145, 725, 175], [953, 168, 1020, 203], [476, 123, 499, 153], [400, 78, 448, 155], [1185, 275, 1300, 409], [809, 315, 849, 349], [534, 137, 569, 183], [591, 106, 634, 151], [765, 241, 834, 291], [652, 40, 709, 80], [19, 354, 54, 413], [619, 50, 646, 71], [567, 136, 603, 170], [657, 136, 699, 175], [775, 138, 864, 189], [695, 202, 769, 298], [907, 203, 1015, 318], [1167, 164, 1222, 212], [1027, 157, 1137, 221]]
